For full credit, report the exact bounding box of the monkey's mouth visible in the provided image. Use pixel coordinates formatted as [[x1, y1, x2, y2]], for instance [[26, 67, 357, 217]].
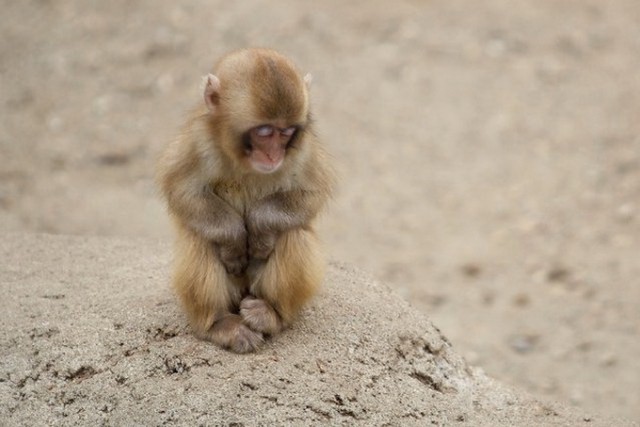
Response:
[[244, 142, 286, 174], [249, 153, 284, 173]]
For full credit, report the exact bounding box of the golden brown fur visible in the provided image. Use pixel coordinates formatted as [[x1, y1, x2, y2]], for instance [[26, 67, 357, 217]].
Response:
[[157, 48, 333, 353]]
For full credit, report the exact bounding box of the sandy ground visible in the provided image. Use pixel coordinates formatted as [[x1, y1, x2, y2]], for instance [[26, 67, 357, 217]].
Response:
[[1, 234, 621, 425], [1, 0, 639, 422]]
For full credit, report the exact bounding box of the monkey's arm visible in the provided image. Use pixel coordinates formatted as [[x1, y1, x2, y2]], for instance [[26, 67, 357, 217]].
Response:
[[164, 174, 248, 275], [247, 188, 328, 259]]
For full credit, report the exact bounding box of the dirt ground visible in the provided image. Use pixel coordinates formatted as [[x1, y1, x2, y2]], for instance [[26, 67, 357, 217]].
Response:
[[8, 234, 616, 426], [1, 0, 638, 422]]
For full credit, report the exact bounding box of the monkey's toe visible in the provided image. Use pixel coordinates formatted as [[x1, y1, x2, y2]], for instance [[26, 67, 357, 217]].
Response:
[[206, 314, 263, 353], [229, 324, 264, 353], [240, 297, 282, 335]]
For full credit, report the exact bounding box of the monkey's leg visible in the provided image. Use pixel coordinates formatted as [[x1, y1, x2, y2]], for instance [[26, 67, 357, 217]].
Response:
[[173, 229, 263, 353], [241, 228, 324, 335]]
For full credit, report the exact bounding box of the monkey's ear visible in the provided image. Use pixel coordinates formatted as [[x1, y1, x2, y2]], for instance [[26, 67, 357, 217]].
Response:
[[303, 73, 313, 87], [203, 74, 221, 114]]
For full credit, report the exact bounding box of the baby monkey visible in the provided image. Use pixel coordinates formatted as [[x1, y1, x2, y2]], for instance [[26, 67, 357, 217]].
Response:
[[158, 48, 334, 353]]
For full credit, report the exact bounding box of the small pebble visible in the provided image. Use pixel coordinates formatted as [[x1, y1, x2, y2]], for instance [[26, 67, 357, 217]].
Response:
[[508, 334, 539, 354], [461, 263, 482, 278], [547, 266, 570, 283], [512, 293, 530, 307]]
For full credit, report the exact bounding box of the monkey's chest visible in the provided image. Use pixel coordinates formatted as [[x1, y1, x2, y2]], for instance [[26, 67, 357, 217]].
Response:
[[212, 182, 246, 212], [212, 181, 277, 215]]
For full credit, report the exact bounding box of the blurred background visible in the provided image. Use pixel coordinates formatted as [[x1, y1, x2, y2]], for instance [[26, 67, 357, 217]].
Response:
[[1, 0, 638, 421]]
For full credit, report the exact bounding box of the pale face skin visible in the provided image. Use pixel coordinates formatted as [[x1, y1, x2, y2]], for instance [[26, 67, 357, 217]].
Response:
[[245, 123, 299, 174]]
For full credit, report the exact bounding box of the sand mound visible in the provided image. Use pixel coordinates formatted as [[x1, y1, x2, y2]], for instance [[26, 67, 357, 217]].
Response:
[[0, 234, 618, 425]]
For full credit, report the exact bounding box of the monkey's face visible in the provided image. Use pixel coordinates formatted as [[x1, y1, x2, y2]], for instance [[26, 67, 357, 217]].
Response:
[[205, 49, 311, 174], [241, 121, 303, 174]]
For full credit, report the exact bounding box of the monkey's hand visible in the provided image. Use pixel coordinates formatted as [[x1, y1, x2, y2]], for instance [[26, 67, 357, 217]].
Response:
[[216, 242, 248, 276], [215, 236, 248, 276], [248, 230, 277, 260], [214, 219, 248, 276]]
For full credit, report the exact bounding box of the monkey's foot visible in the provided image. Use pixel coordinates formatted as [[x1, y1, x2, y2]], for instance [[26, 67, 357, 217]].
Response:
[[206, 314, 264, 353], [240, 297, 282, 335]]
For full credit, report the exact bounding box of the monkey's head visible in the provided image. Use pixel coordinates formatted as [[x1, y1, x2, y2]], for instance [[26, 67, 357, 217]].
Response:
[[204, 48, 313, 174]]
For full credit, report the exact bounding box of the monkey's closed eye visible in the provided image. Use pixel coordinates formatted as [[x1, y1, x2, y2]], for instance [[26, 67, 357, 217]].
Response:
[[255, 125, 275, 137], [254, 125, 298, 138], [281, 126, 297, 137]]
